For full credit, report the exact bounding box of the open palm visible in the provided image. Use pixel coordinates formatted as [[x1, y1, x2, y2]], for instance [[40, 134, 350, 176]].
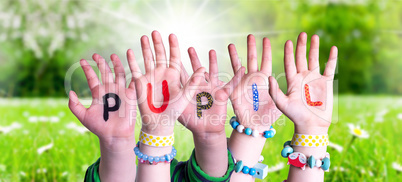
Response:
[[178, 48, 245, 135], [229, 35, 282, 131], [127, 31, 205, 134], [269, 32, 338, 132], [68, 53, 137, 145]]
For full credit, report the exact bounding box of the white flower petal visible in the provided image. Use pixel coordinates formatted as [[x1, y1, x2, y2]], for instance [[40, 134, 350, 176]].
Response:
[[37, 143, 53, 155], [328, 142, 343, 152]]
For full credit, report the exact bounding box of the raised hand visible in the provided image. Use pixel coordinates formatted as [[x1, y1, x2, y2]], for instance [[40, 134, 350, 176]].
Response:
[[127, 31, 205, 181], [69, 53, 137, 181], [178, 47, 245, 176], [268, 32, 338, 134], [229, 35, 282, 130]]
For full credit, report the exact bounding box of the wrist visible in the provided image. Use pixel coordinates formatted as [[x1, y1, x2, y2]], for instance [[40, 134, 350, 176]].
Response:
[[141, 124, 174, 136], [192, 130, 227, 145], [294, 125, 329, 135], [99, 136, 135, 153]]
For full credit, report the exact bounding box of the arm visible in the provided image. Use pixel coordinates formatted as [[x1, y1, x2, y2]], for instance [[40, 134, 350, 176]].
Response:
[[227, 35, 282, 182], [178, 48, 245, 177], [69, 53, 137, 182], [128, 31, 205, 182], [268, 32, 338, 182]]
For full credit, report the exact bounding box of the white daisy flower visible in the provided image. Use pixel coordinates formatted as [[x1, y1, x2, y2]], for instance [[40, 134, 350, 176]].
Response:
[[49, 116, 60, 123], [0, 164, 5, 171], [37, 143, 53, 155], [392, 162, 402, 172], [268, 162, 285, 173], [347, 123, 369, 138], [28, 116, 38, 123], [66, 122, 89, 134], [19, 171, 26, 176], [0, 122, 22, 134], [328, 142, 343, 152], [333, 166, 347, 172], [61, 171, 68, 177]]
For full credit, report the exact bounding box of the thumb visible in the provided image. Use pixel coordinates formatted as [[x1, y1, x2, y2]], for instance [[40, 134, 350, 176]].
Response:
[[68, 91, 87, 122], [268, 76, 288, 110]]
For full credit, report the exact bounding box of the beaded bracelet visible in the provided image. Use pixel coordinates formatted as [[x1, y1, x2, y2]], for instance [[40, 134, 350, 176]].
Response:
[[229, 116, 276, 138], [281, 141, 330, 171], [233, 160, 268, 179], [134, 142, 177, 165]]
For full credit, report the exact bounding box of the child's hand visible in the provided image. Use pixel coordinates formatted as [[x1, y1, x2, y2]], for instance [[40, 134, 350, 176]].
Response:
[[178, 48, 245, 138], [127, 31, 205, 136], [68, 52, 137, 181], [229, 35, 282, 130], [178, 48, 245, 177], [268, 32, 338, 134], [69, 53, 136, 150]]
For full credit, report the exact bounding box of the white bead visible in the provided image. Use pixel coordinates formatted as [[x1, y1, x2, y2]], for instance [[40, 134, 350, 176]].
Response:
[[270, 128, 276, 135], [315, 159, 322, 167], [252, 130, 259, 137], [258, 155, 264, 162], [237, 125, 245, 133]]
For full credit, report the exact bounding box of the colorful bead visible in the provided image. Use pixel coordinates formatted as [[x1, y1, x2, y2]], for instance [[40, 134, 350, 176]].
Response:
[[237, 125, 245, 133], [315, 159, 322, 167], [134, 142, 176, 165], [263, 130, 274, 138], [287, 152, 307, 170], [242, 166, 250, 174], [234, 160, 243, 173], [244, 128, 252, 135], [252, 130, 259, 137], [281, 146, 294, 158], [308, 155, 315, 168], [249, 168, 256, 175], [230, 116, 237, 125], [252, 163, 268, 179], [321, 157, 330, 171], [258, 155, 264, 162]]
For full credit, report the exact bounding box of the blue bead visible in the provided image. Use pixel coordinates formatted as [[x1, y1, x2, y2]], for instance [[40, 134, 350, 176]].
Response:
[[245, 128, 252, 135], [321, 157, 330, 171], [263, 130, 274, 138], [231, 121, 240, 129], [249, 168, 256, 175], [281, 146, 294, 158], [134, 147, 139, 152], [234, 160, 243, 173], [230, 116, 237, 125], [170, 154, 175, 159], [143, 155, 148, 160], [154, 157, 160, 163], [283, 141, 291, 147], [148, 156, 154, 162], [270, 126, 273, 129], [134, 150, 140, 155], [137, 153, 143, 159], [308, 155, 315, 168], [165, 154, 171, 161], [160, 157, 166, 162], [242, 166, 250, 174]]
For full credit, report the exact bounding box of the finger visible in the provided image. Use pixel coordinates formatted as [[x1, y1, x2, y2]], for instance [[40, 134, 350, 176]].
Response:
[[295, 32, 308, 73], [79, 59, 100, 91], [209, 50, 218, 85], [127, 49, 142, 80], [152, 31, 168, 68], [110, 54, 126, 87], [223, 66, 245, 96], [260, 37, 272, 75], [68, 91, 87, 122], [169, 34, 182, 72], [188, 47, 202, 72], [180, 62, 189, 86], [308, 35, 320, 73], [247, 34, 258, 73], [140, 35, 155, 73], [284, 40, 297, 84], [323, 46, 338, 78], [268, 76, 288, 110], [171, 67, 206, 113], [228, 44, 241, 74], [92, 54, 113, 84]]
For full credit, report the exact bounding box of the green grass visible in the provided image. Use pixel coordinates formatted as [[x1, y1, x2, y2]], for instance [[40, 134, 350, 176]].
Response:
[[0, 96, 401, 181]]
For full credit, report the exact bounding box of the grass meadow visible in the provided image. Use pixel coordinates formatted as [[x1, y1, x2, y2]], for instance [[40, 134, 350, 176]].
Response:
[[0, 96, 401, 181]]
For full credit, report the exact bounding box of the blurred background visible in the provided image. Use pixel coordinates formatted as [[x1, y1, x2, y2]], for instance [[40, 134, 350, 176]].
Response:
[[0, 0, 401, 181]]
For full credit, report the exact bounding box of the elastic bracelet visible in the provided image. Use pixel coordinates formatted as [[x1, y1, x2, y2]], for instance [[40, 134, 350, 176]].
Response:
[[229, 116, 276, 138], [281, 141, 331, 171], [233, 159, 268, 179], [139, 130, 174, 147], [134, 142, 177, 165], [291, 134, 329, 147]]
